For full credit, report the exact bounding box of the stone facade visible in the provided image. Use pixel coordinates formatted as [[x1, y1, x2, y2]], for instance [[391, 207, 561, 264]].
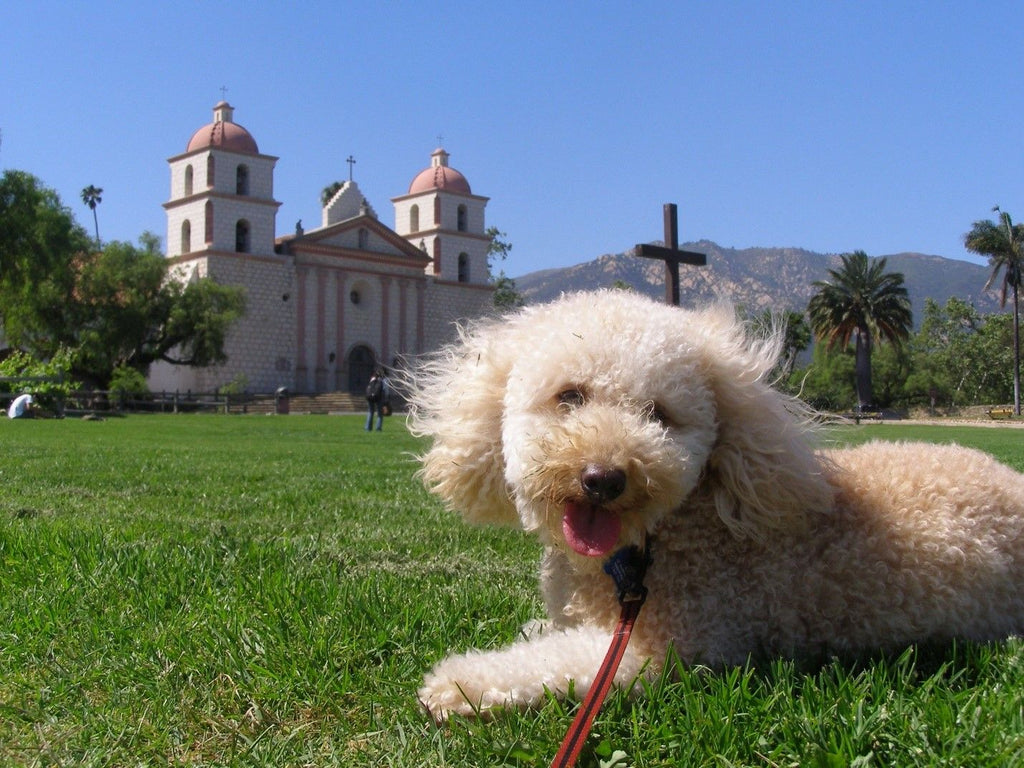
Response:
[[148, 104, 494, 396]]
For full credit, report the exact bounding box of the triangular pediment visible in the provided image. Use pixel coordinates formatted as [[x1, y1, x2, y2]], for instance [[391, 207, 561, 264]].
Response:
[[276, 214, 430, 268]]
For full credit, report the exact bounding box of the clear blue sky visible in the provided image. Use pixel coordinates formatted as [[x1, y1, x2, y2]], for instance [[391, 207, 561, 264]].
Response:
[[3, 2, 1020, 276]]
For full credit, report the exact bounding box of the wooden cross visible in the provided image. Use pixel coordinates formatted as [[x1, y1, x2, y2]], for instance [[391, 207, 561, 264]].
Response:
[[633, 203, 706, 305], [346, 155, 356, 181]]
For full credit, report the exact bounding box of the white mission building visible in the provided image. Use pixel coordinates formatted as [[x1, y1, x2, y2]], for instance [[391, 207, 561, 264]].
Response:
[[149, 101, 495, 395]]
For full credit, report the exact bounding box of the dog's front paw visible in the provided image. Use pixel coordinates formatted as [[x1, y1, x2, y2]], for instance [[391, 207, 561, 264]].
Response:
[[418, 662, 517, 722], [418, 628, 624, 721]]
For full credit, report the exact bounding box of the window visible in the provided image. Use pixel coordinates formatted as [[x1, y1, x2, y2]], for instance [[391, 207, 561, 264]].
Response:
[[358, 228, 368, 249], [458, 252, 470, 283], [350, 280, 369, 306], [184, 165, 194, 196], [181, 220, 191, 254], [235, 220, 250, 253], [236, 164, 249, 195], [206, 154, 215, 187], [410, 204, 420, 233], [204, 201, 214, 244], [457, 205, 467, 232]]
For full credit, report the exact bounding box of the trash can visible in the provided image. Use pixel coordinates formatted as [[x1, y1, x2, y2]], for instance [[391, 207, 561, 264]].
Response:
[[275, 387, 290, 415]]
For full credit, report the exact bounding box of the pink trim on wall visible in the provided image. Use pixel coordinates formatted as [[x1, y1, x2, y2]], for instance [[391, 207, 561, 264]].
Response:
[[398, 279, 408, 356], [314, 269, 327, 391], [335, 273, 347, 390], [380, 276, 392, 367], [163, 192, 282, 211], [164, 249, 287, 266], [286, 243, 426, 269], [295, 266, 308, 387], [415, 280, 426, 354]]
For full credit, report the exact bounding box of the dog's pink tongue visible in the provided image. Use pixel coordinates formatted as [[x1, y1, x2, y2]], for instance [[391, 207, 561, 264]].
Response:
[[562, 502, 621, 557]]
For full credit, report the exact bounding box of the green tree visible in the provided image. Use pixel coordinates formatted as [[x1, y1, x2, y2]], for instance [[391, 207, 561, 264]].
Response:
[[870, 341, 912, 409], [68, 237, 245, 386], [906, 298, 1015, 409], [80, 184, 103, 246], [964, 207, 1023, 414], [0, 170, 91, 308], [905, 298, 971, 409], [807, 250, 912, 409], [486, 226, 523, 310], [788, 342, 856, 411], [0, 171, 245, 388], [907, 298, 976, 407], [976, 313, 1018, 403]]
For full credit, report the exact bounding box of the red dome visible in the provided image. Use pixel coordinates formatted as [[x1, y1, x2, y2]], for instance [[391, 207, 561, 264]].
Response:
[[186, 102, 259, 155], [408, 148, 471, 194], [187, 121, 259, 154]]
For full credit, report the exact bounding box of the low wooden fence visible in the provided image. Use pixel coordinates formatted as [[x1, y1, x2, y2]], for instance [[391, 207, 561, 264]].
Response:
[[8, 390, 293, 416], [1, 390, 365, 417], [63, 390, 289, 415], [75, 393, 288, 417]]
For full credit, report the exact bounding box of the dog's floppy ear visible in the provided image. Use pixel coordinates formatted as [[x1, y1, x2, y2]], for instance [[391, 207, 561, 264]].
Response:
[[698, 307, 833, 539], [404, 318, 519, 527]]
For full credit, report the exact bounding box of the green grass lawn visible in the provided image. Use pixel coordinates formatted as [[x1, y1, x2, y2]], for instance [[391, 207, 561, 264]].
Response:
[[1, 416, 1023, 766]]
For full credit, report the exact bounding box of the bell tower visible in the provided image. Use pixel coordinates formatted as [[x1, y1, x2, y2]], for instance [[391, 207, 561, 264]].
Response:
[[164, 101, 280, 259], [151, 102, 293, 396], [392, 147, 490, 284]]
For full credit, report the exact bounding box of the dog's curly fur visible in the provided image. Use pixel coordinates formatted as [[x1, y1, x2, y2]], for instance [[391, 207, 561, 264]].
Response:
[[406, 289, 1024, 721]]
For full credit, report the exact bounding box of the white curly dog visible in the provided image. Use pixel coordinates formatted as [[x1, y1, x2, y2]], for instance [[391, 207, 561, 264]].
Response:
[[407, 289, 1024, 721]]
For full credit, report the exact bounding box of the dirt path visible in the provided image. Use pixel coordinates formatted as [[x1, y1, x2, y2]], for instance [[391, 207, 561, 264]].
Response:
[[859, 417, 1024, 429]]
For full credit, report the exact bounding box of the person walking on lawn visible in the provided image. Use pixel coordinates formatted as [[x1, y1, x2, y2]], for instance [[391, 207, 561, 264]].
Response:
[[365, 369, 390, 431]]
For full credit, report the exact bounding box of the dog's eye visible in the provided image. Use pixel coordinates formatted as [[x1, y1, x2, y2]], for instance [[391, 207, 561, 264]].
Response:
[[556, 388, 586, 409], [644, 401, 672, 426]]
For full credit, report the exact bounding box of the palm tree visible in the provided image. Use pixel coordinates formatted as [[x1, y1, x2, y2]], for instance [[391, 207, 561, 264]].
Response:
[[80, 185, 103, 246], [964, 207, 1023, 415], [807, 250, 912, 410]]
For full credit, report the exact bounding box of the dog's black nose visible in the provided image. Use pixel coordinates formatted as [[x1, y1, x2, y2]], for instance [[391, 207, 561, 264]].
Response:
[[581, 464, 627, 503]]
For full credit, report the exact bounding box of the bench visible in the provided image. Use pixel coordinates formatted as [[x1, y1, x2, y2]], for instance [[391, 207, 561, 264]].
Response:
[[841, 410, 883, 424], [988, 406, 1015, 420]]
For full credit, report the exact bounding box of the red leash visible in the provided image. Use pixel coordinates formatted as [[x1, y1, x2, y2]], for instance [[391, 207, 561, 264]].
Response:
[[550, 541, 651, 768]]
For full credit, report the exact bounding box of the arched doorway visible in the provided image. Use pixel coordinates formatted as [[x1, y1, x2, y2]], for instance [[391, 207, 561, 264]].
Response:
[[347, 345, 376, 394]]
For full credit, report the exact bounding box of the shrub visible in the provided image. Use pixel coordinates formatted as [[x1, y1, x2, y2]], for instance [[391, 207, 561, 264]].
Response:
[[109, 364, 150, 395], [0, 348, 79, 409]]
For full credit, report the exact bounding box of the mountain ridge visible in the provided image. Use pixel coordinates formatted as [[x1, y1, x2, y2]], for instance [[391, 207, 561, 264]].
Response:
[[513, 242, 1000, 324]]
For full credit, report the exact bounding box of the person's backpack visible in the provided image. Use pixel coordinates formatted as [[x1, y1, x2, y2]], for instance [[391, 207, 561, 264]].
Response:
[[366, 377, 383, 401]]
